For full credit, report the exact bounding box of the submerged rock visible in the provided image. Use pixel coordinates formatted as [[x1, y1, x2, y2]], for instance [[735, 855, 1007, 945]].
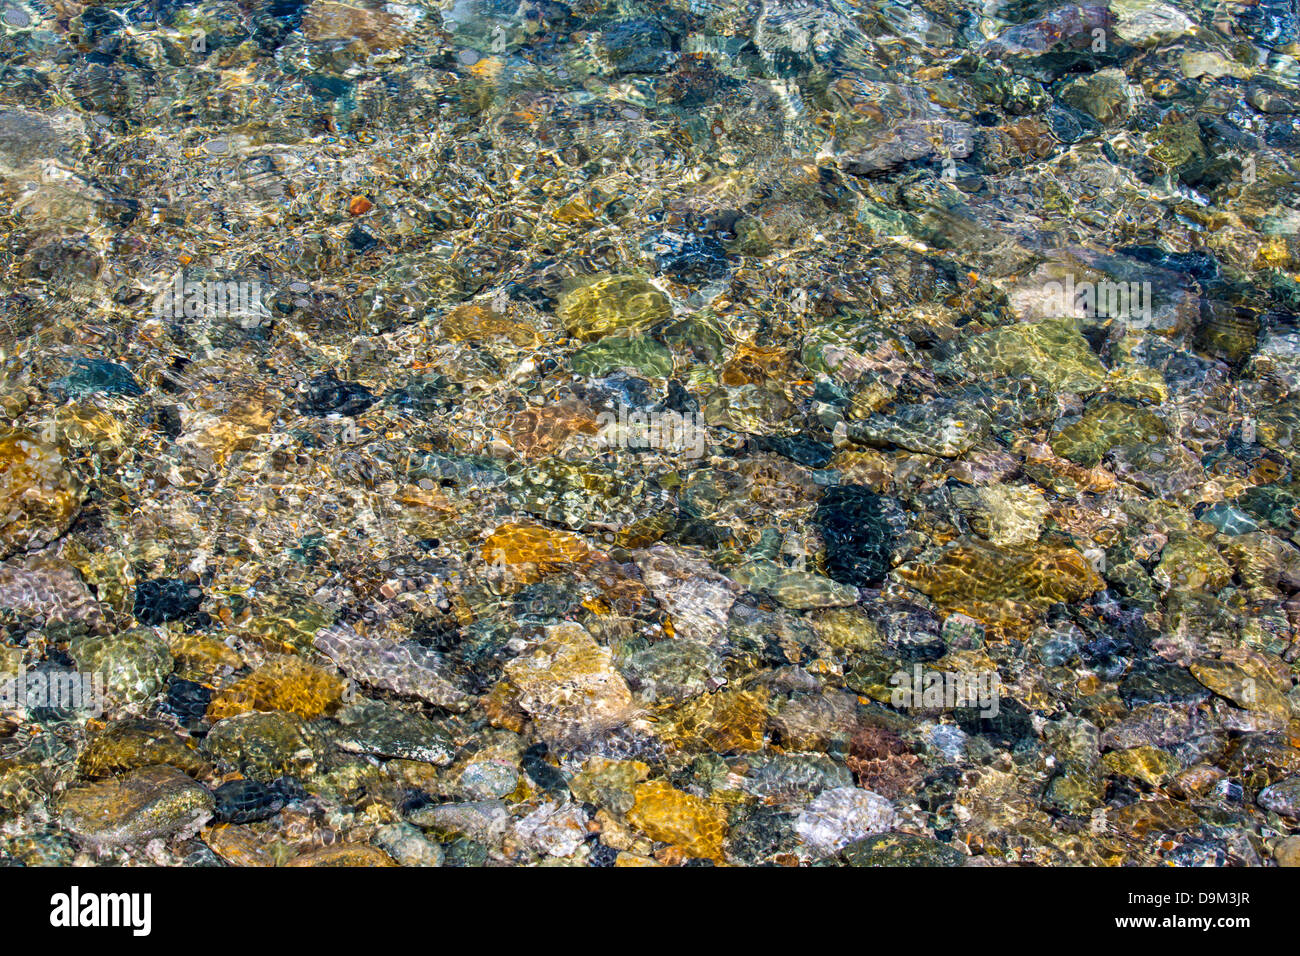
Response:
[[558, 276, 671, 342], [58, 766, 214, 847], [794, 787, 897, 857], [626, 780, 728, 862], [897, 539, 1104, 631], [314, 624, 470, 712], [848, 399, 990, 457], [504, 623, 637, 750], [333, 701, 456, 765], [815, 486, 902, 587], [0, 431, 82, 559]]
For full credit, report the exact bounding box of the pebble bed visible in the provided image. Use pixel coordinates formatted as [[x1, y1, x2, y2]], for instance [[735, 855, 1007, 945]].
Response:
[[1, 0, 1300, 866]]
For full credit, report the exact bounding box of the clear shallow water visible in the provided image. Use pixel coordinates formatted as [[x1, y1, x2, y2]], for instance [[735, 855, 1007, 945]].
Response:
[[0, 0, 1298, 866]]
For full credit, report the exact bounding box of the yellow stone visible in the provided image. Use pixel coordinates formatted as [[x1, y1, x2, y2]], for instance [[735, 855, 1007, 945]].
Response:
[[898, 538, 1104, 631], [552, 195, 595, 223], [187, 394, 275, 466], [721, 343, 792, 387], [558, 275, 671, 342], [207, 656, 347, 721], [482, 522, 590, 569], [1104, 366, 1168, 404], [54, 405, 126, 452], [62, 544, 133, 627], [441, 303, 540, 348], [78, 719, 211, 779], [961, 484, 1048, 547], [1108, 798, 1199, 837], [202, 823, 285, 867], [1256, 237, 1291, 270], [504, 623, 636, 747], [1153, 535, 1232, 593], [1101, 746, 1179, 786], [626, 780, 728, 862], [0, 429, 82, 558], [613, 852, 662, 866], [962, 317, 1107, 395], [1189, 658, 1290, 720], [285, 844, 398, 866], [811, 607, 885, 650], [166, 631, 244, 676], [660, 688, 768, 754]]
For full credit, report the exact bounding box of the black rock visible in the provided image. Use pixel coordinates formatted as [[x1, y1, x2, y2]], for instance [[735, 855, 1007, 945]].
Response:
[[953, 696, 1035, 749], [213, 778, 287, 824], [346, 226, 377, 252], [643, 230, 731, 281], [748, 435, 835, 468], [1120, 244, 1221, 285], [297, 370, 376, 416], [814, 485, 902, 587], [587, 840, 619, 867], [163, 677, 211, 725], [134, 577, 203, 625], [663, 380, 699, 415], [152, 404, 184, 440], [521, 743, 569, 794], [866, 601, 947, 661], [1119, 660, 1210, 708]]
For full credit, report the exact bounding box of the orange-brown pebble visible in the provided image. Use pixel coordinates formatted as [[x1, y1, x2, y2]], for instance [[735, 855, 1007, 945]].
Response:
[[348, 195, 373, 215]]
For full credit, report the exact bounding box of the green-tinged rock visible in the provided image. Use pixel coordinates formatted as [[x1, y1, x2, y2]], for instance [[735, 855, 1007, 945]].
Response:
[[843, 831, 966, 866], [202, 711, 318, 782], [558, 275, 671, 341], [1058, 69, 1133, 126], [1153, 535, 1232, 593], [569, 757, 649, 815], [958, 318, 1107, 395], [848, 398, 990, 457], [619, 640, 725, 703], [1050, 402, 1166, 468], [406, 800, 511, 844], [57, 766, 213, 847], [1043, 766, 1105, 815], [571, 337, 674, 378], [731, 559, 859, 608], [334, 700, 457, 765], [67, 629, 172, 710]]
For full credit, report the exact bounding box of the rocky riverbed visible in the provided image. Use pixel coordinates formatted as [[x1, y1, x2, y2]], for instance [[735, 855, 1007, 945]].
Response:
[[1, 0, 1300, 866]]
